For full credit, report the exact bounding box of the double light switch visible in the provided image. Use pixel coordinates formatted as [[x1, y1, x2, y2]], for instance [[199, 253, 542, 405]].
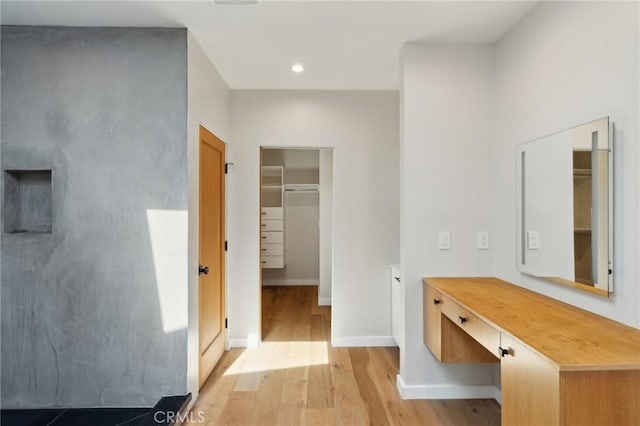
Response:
[[438, 231, 490, 250]]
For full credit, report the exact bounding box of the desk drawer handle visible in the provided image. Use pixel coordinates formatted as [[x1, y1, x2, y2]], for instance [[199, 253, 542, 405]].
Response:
[[458, 316, 467, 324], [498, 346, 510, 357], [433, 298, 441, 305]]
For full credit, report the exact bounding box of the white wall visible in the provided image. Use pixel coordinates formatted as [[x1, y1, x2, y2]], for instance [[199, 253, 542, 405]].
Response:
[[399, 45, 497, 398], [186, 32, 231, 401], [492, 1, 640, 328], [228, 90, 399, 347], [319, 149, 334, 305], [398, 0, 639, 399]]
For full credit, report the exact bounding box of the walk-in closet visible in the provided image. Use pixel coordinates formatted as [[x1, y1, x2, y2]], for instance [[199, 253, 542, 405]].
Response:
[[260, 148, 334, 332]]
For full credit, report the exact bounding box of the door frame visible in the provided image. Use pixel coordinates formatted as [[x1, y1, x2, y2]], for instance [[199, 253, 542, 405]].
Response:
[[258, 146, 334, 344]]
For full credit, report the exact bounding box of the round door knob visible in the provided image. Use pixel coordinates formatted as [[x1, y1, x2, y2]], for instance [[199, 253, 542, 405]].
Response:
[[199, 265, 209, 275]]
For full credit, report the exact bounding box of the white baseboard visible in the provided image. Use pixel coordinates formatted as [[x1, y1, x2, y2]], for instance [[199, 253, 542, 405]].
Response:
[[229, 336, 259, 348], [318, 297, 331, 306], [262, 279, 319, 286], [396, 374, 500, 400], [332, 336, 397, 347], [229, 337, 247, 348]]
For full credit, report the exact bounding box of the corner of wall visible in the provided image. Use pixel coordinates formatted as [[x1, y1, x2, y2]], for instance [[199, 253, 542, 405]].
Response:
[[186, 31, 232, 402]]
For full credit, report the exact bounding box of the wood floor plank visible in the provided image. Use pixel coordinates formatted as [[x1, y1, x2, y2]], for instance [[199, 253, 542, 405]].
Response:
[[306, 364, 333, 409], [189, 350, 245, 425], [188, 285, 501, 426], [250, 369, 286, 425], [430, 399, 500, 426], [277, 368, 308, 426], [213, 391, 256, 426], [232, 370, 263, 392], [304, 408, 335, 426], [307, 314, 333, 409], [348, 347, 392, 426], [330, 346, 369, 426]]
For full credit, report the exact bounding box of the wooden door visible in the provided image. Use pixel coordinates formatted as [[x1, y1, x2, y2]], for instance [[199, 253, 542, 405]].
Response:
[[199, 126, 226, 387], [423, 284, 442, 360]]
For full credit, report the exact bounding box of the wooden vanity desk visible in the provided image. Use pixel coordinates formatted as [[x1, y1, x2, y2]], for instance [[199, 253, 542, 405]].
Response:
[[423, 277, 640, 426]]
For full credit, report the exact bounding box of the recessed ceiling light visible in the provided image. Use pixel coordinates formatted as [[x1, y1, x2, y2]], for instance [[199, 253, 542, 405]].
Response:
[[291, 64, 304, 73]]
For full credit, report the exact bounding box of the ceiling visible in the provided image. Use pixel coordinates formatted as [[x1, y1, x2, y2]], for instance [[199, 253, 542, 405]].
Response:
[[1, 1, 537, 90]]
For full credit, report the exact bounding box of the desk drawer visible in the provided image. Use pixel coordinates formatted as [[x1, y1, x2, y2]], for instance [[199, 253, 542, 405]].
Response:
[[441, 296, 500, 358]]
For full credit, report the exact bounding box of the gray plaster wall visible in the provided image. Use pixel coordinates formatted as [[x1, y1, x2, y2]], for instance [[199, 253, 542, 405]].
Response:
[[1, 26, 188, 408]]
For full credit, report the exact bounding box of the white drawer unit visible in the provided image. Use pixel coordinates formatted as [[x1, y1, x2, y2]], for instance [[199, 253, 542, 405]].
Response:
[[260, 167, 284, 269], [261, 219, 283, 232], [261, 255, 284, 269], [261, 243, 283, 256], [261, 232, 283, 244], [261, 207, 283, 220]]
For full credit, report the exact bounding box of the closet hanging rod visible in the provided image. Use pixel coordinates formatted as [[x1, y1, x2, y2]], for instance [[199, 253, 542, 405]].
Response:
[[283, 183, 319, 192], [285, 188, 319, 193]]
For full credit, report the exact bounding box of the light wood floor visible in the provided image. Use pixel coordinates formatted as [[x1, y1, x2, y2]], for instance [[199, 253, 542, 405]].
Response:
[[188, 286, 501, 425]]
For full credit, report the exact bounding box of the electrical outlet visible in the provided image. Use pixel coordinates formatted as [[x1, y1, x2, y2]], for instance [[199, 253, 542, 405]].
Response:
[[438, 231, 451, 250], [527, 231, 540, 250], [477, 231, 489, 249]]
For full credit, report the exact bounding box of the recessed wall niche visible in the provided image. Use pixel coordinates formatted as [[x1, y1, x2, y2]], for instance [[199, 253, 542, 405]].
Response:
[[3, 170, 53, 234]]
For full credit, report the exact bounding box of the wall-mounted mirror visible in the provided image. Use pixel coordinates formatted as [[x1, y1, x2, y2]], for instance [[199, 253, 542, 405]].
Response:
[[516, 117, 613, 296]]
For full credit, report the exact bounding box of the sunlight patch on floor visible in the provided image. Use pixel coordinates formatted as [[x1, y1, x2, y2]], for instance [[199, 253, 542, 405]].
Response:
[[224, 341, 329, 376]]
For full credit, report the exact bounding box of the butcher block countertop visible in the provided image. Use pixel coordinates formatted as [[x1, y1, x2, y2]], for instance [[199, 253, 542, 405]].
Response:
[[423, 277, 640, 371]]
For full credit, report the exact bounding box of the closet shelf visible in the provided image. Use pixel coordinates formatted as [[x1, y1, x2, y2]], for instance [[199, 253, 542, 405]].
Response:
[[574, 228, 591, 234], [573, 168, 592, 177]]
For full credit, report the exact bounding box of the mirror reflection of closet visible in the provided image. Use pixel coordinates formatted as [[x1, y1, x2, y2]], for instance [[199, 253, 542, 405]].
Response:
[[572, 151, 592, 285], [516, 117, 612, 296]]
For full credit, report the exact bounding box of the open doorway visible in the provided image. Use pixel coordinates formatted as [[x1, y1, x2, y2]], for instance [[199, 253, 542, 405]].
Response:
[[259, 148, 334, 342]]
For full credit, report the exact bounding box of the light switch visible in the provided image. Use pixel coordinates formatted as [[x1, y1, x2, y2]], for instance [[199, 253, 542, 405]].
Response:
[[438, 231, 451, 250], [527, 231, 540, 250], [477, 231, 489, 250]]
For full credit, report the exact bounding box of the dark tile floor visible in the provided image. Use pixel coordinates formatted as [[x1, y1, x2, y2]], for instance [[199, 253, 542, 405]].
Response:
[[0, 408, 149, 426], [1, 394, 191, 426]]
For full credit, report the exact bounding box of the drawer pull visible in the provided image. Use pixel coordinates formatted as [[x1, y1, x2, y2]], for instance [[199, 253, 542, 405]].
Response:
[[458, 316, 467, 324], [261, 212, 267, 215], [261, 261, 267, 264], [498, 346, 510, 357], [261, 224, 267, 227], [261, 236, 267, 239], [261, 248, 267, 251], [433, 298, 441, 305]]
